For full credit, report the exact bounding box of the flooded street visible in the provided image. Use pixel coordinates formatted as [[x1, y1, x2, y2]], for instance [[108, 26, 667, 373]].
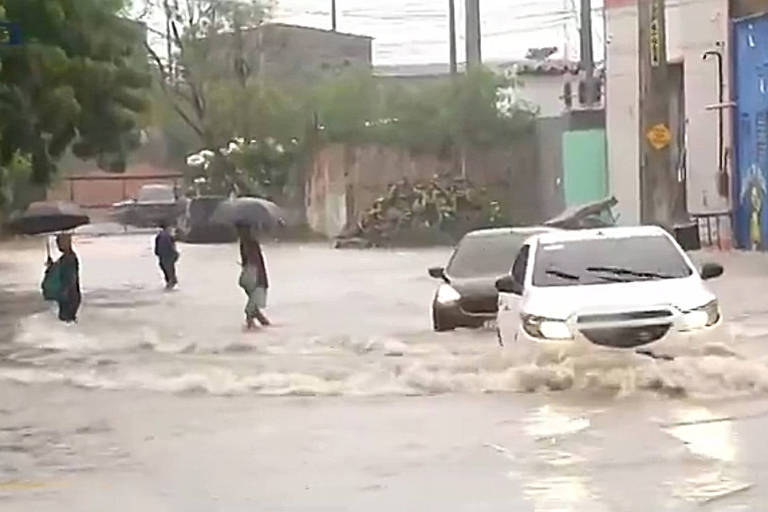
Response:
[[3, 232, 768, 510]]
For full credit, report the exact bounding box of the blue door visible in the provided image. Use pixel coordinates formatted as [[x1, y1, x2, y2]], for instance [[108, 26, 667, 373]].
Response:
[[734, 16, 768, 250]]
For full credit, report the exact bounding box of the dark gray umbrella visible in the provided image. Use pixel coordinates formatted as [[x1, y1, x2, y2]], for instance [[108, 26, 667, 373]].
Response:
[[6, 201, 90, 235], [211, 197, 285, 231]]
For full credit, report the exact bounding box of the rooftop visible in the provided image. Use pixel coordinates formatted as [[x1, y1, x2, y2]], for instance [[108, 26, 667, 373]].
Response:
[[241, 22, 373, 40]]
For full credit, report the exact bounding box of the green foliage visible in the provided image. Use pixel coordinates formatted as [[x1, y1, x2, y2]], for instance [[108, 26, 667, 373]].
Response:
[[347, 176, 506, 246], [148, 0, 273, 147], [206, 82, 307, 144], [173, 67, 534, 204], [186, 137, 300, 198], [310, 68, 535, 153], [0, 151, 34, 216], [310, 71, 381, 144], [0, 0, 150, 184]]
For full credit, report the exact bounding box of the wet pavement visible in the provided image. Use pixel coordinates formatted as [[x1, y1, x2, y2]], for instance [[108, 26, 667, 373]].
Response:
[[2, 232, 768, 510]]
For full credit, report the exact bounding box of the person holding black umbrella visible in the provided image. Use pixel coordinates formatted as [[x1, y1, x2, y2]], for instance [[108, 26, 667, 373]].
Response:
[[237, 224, 270, 330], [47, 233, 81, 323], [212, 197, 283, 330]]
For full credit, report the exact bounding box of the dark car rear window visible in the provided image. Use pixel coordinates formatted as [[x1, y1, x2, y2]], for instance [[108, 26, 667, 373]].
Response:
[[447, 231, 542, 278], [533, 235, 693, 287]]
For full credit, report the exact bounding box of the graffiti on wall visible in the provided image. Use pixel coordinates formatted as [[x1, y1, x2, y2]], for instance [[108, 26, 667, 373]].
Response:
[[734, 16, 768, 249], [740, 164, 766, 250]]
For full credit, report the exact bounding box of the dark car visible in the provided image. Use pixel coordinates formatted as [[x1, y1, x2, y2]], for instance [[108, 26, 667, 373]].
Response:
[[176, 196, 238, 244], [428, 227, 555, 331], [112, 184, 183, 228]]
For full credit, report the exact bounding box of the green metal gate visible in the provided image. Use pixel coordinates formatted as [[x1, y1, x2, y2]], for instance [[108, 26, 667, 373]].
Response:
[[562, 129, 608, 207]]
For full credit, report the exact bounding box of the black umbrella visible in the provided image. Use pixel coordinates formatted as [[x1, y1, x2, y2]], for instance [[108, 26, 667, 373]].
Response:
[[6, 201, 90, 235], [211, 197, 285, 231]]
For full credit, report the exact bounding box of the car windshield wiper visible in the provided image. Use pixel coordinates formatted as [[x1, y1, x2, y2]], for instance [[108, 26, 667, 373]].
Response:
[[586, 266, 674, 280], [545, 269, 580, 281]]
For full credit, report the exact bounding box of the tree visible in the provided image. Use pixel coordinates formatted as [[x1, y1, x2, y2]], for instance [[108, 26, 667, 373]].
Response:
[[0, 0, 151, 185], [0, 151, 33, 214], [309, 68, 535, 154], [145, 0, 273, 148]]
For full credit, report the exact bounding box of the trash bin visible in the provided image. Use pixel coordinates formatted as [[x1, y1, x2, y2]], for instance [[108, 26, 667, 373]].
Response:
[[674, 222, 701, 251]]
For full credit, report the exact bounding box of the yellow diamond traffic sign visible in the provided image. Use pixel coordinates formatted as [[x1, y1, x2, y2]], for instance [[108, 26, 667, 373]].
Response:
[[646, 123, 672, 150]]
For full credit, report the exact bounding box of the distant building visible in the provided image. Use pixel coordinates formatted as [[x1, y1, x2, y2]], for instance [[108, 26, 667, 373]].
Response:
[[211, 23, 373, 85], [374, 60, 581, 119]]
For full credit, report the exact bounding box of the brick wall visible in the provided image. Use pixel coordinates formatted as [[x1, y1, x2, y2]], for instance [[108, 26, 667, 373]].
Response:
[[307, 139, 542, 238], [47, 164, 183, 207]]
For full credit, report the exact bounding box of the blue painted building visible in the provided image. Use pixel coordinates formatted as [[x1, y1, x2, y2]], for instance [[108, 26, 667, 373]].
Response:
[[733, 7, 768, 249]]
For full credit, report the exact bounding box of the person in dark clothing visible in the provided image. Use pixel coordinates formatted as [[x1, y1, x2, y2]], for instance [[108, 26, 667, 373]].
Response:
[[155, 221, 179, 289], [50, 233, 81, 323], [237, 224, 270, 329]]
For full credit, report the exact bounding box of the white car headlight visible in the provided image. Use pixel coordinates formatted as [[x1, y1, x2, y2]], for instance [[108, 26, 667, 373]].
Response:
[[436, 284, 461, 304], [522, 314, 572, 340], [681, 300, 720, 331]]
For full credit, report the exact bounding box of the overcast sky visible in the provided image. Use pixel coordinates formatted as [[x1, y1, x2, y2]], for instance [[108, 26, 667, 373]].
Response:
[[136, 0, 605, 66]]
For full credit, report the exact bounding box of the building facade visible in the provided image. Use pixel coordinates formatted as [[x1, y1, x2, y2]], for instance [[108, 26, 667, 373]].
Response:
[[731, 1, 768, 249], [605, 0, 730, 226], [211, 23, 372, 86]]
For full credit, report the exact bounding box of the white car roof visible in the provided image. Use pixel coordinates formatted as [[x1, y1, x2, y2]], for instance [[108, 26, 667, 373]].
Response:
[[533, 225, 669, 244], [463, 226, 557, 238]]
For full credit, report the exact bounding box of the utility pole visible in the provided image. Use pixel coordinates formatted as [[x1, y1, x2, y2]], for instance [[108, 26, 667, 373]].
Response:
[[638, 0, 674, 227], [465, 0, 481, 69], [448, 0, 457, 75], [331, 0, 337, 31], [579, 0, 598, 105], [580, 0, 594, 81]]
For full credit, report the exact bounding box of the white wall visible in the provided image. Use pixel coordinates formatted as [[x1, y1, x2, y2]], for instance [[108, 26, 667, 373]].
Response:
[[679, 0, 730, 214], [605, 0, 729, 224], [606, 2, 641, 224], [515, 75, 568, 119]]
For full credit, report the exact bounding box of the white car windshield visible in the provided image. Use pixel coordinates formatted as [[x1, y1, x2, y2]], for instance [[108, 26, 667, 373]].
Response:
[[533, 235, 693, 287]]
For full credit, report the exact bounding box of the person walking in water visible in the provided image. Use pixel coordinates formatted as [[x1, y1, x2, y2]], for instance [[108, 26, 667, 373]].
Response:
[[155, 220, 179, 289], [47, 233, 81, 323], [237, 224, 270, 329]]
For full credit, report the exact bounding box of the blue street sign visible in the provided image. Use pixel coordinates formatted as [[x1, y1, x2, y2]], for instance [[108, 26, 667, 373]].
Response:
[[0, 22, 22, 46]]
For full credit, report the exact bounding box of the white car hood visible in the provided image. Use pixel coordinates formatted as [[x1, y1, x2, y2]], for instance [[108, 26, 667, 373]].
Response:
[[523, 277, 715, 320]]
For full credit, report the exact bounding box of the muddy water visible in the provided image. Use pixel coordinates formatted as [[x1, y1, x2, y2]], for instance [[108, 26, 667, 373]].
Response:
[[2, 235, 767, 398], [2, 233, 768, 510]]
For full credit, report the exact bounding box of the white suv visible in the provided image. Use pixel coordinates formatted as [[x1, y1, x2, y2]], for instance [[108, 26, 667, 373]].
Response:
[[495, 226, 726, 359]]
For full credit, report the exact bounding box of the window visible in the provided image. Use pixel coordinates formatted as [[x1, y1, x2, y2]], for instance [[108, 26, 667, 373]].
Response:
[[512, 245, 530, 286], [447, 232, 538, 278], [532, 235, 693, 287]]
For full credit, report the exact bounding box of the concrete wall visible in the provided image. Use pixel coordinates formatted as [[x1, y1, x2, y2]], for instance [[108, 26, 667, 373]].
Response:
[[606, 0, 641, 224], [306, 140, 542, 238], [605, 0, 730, 224], [509, 75, 569, 119], [732, 0, 768, 18], [534, 117, 567, 218], [213, 24, 372, 86], [47, 164, 182, 208]]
